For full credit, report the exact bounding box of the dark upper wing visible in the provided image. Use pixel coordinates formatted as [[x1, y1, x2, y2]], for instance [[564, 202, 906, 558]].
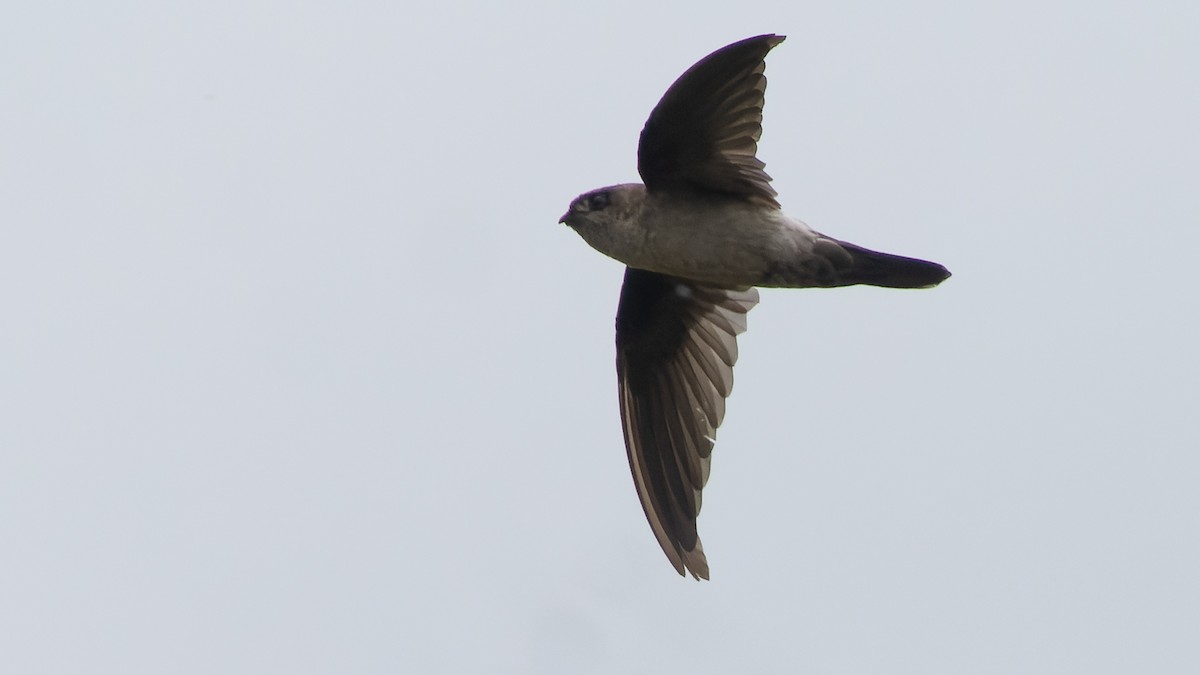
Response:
[[615, 267, 759, 580], [637, 34, 785, 208]]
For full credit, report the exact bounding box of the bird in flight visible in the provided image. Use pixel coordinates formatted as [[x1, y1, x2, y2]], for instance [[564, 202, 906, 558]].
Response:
[[560, 34, 950, 580]]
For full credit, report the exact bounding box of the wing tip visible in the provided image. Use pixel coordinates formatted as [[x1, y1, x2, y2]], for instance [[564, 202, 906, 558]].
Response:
[[740, 33, 786, 46], [668, 542, 711, 581]]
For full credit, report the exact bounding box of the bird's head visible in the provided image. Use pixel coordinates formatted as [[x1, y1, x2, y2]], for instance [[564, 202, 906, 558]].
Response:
[[559, 184, 649, 265], [560, 183, 645, 228]]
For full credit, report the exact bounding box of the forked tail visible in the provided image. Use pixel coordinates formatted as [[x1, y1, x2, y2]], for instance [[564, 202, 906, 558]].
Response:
[[835, 240, 951, 289]]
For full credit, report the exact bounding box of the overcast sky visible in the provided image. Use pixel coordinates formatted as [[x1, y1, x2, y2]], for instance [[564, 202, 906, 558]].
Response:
[[3, 2, 1198, 673]]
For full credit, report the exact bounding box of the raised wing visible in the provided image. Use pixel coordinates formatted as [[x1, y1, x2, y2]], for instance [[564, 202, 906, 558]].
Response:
[[637, 34, 785, 208]]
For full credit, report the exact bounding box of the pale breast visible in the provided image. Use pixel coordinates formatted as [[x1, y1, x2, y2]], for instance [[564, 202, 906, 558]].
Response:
[[635, 200, 817, 287]]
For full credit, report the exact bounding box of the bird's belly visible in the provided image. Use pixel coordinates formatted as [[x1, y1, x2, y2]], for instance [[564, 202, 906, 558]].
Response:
[[635, 210, 810, 287]]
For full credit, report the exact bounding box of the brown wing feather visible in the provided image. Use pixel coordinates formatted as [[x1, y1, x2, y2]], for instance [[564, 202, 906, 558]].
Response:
[[615, 268, 758, 579], [637, 34, 785, 208]]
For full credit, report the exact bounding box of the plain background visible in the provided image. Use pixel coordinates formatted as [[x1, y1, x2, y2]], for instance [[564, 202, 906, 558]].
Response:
[[3, 1, 1197, 673]]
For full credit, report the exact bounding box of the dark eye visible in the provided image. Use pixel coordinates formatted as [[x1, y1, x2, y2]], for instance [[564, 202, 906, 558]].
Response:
[[586, 191, 610, 211]]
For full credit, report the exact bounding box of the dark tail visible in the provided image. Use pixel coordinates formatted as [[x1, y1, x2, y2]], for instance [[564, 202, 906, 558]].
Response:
[[834, 240, 951, 289]]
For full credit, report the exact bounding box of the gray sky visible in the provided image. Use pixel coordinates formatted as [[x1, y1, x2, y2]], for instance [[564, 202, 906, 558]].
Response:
[[3, 2, 1198, 673]]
